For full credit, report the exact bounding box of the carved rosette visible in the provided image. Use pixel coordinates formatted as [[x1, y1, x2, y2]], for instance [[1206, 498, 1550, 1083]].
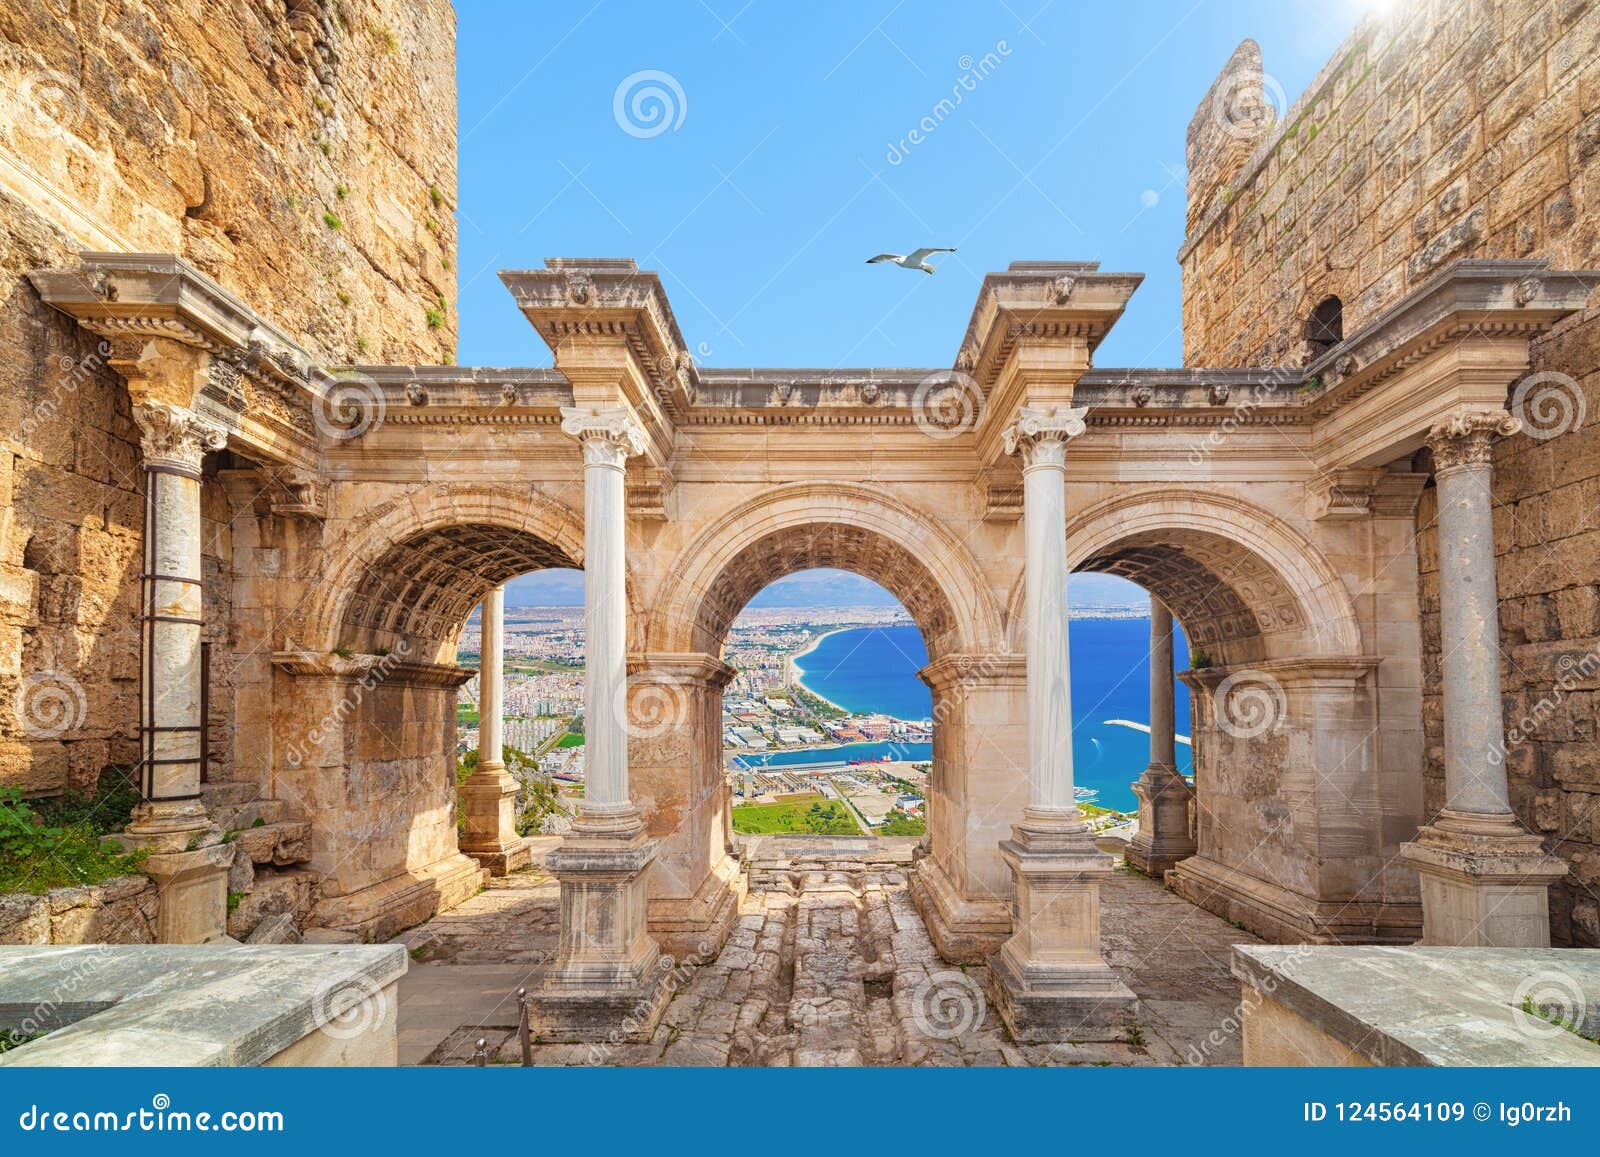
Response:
[[1426, 408, 1520, 473], [1002, 404, 1089, 468], [132, 400, 228, 473], [559, 406, 649, 469]]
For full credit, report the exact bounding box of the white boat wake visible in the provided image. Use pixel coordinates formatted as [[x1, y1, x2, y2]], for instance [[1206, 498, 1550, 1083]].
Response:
[[1104, 719, 1192, 746]]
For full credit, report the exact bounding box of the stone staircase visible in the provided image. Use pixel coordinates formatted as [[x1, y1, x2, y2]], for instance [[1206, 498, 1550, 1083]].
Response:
[[200, 781, 318, 942]]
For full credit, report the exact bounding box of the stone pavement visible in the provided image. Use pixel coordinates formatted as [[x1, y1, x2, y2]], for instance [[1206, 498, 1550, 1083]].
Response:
[[395, 838, 1261, 1066]]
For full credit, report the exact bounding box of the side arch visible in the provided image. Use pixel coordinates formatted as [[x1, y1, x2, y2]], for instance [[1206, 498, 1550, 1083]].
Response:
[[300, 481, 599, 658], [1003, 487, 1363, 663], [649, 482, 1006, 659]]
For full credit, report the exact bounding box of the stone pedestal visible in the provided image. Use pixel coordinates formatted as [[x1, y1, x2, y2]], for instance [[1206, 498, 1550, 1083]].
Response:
[[1126, 768, 1196, 879], [1402, 410, 1566, 946], [528, 814, 672, 1042], [144, 843, 235, 944], [1404, 812, 1568, 947], [988, 817, 1138, 1042]]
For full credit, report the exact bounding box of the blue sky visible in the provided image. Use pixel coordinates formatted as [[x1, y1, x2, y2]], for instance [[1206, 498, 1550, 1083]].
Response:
[[461, 0, 1370, 609], [455, 0, 1367, 370]]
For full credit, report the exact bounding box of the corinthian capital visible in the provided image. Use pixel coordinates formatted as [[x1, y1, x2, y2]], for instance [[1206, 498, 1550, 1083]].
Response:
[[1426, 408, 1520, 472], [559, 406, 649, 468], [1002, 405, 1088, 467], [132, 399, 227, 472]]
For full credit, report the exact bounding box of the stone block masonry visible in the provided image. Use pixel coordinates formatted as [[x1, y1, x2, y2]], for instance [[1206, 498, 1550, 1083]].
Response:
[[1181, 0, 1600, 368]]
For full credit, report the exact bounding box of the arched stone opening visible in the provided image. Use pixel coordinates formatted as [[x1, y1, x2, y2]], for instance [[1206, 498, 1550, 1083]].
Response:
[[641, 485, 1008, 960], [1035, 490, 1418, 946]]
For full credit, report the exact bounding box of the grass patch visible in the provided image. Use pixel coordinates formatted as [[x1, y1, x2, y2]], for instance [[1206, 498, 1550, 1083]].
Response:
[[875, 812, 925, 836], [554, 732, 584, 749], [0, 770, 146, 895], [731, 797, 861, 836]]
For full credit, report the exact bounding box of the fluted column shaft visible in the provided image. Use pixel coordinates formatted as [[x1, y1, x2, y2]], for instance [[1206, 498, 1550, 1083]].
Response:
[[128, 400, 226, 842], [561, 407, 647, 821], [1006, 405, 1088, 820]]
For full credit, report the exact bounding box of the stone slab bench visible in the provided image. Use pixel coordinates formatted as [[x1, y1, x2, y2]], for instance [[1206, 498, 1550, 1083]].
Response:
[[0, 944, 406, 1066], [1232, 944, 1600, 1066]]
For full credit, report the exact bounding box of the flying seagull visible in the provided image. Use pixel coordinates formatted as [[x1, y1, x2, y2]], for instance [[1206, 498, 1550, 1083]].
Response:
[[866, 247, 956, 275]]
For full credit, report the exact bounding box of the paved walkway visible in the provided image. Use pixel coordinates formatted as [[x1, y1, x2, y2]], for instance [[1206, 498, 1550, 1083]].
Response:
[[394, 839, 1260, 1066]]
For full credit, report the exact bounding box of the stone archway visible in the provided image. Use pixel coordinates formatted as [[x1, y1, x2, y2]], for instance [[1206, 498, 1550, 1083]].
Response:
[[636, 482, 1010, 959], [1008, 488, 1419, 944], [271, 483, 597, 939]]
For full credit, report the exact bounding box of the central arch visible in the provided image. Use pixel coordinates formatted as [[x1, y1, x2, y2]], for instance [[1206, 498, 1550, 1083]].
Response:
[[650, 482, 1005, 659]]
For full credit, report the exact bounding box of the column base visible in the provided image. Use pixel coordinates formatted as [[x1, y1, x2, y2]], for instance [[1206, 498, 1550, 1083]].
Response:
[[311, 853, 486, 942], [990, 814, 1137, 1043], [909, 854, 1011, 964], [1168, 854, 1422, 944], [530, 810, 672, 1043], [1401, 810, 1568, 947], [125, 799, 216, 854], [459, 764, 528, 876], [143, 842, 235, 944], [647, 852, 744, 962], [1125, 766, 1196, 880]]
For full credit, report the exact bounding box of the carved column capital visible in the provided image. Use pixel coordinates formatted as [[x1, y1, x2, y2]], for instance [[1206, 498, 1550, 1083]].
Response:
[[132, 399, 227, 473], [559, 406, 648, 468], [1002, 404, 1088, 468], [1426, 408, 1519, 472]]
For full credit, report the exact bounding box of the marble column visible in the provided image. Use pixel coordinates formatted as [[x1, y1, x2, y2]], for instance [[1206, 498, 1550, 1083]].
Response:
[[126, 399, 234, 944], [989, 405, 1137, 1042], [531, 406, 670, 1042], [460, 585, 530, 875], [1402, 408, 1566, 946], [1126, 598, 1197, 878]]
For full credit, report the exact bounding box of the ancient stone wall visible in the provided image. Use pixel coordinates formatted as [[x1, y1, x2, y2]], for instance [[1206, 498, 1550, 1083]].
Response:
[[0, 0, 457, 798], [1181, 0, 1599, 367], [1416, 307, 1600, 947]]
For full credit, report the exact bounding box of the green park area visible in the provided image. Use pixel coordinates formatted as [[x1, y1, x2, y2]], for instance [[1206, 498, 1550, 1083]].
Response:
[[731, 796, 861, 836]]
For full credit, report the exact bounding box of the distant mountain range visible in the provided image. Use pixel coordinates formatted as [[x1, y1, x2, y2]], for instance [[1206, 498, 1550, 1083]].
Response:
[[504, 566, 1149, 610]]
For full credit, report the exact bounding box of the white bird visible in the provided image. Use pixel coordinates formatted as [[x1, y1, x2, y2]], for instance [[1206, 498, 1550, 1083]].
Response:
[[866, 247, 956, 275]]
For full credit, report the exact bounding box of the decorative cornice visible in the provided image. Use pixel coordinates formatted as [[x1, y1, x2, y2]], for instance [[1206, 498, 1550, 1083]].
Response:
[[131, 400, 227, 472], [1426, 408, 1520, 472], [559, 406, 649, 467]]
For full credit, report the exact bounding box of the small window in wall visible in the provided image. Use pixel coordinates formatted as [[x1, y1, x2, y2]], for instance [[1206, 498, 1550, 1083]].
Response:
[[1304, 296, 1343, 361]]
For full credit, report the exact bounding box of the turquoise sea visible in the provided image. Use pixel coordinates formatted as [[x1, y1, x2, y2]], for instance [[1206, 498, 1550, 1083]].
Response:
[[772, 620, 1191, 812]]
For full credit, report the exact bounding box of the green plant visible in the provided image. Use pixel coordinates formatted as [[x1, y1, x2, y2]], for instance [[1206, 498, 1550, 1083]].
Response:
[[0, 779, 147, 895], [336, 290, 351, 306], [335, 183, 348, 200], [322, 210, 342, 230], [429, 184, 444, 209], [356, 337, 370, 355], [1189, 649, 1212, 669], [425, 307, 445, 329], [1125, 1024, 1145, 1047], [251, 816, 265, 828], [227, 891, 244, 913], [332, 646, 353, 658]]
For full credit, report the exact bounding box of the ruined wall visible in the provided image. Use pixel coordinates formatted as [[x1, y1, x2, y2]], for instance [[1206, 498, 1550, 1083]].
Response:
[[1416, 307, 1600, 947], [1181, 0, 1600, 367], [0, 0, 458, 797]]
